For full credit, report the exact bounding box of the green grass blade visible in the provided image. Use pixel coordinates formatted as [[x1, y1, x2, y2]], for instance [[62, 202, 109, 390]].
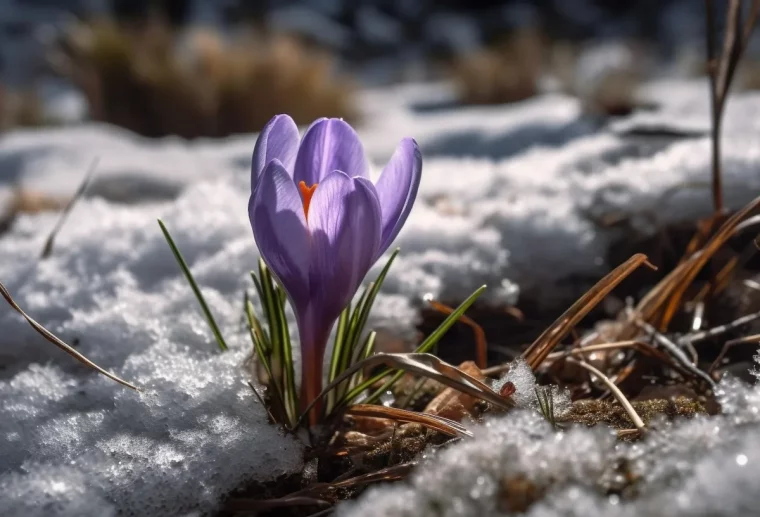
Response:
[[361, 330, 377, 360], [346, 285, 487, 407], [256, 259, 298, 425], [258, 260, 282, 360], [158, 219, 228, 352], [274, 297, 298, 425], [346, 249, 399, 367], [326, 306, 351, 412], [276, 283, 287, 308], [248, 323, 291, 428], [245, 299, 271, 353], [328, 305, 351, 383], [349, 330, 377, 391], [331, 250, 401, 404], [415, 285, 487, 353]]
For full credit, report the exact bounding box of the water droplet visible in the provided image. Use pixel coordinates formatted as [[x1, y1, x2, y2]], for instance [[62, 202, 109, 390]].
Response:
[[379, 391, 395, 407]]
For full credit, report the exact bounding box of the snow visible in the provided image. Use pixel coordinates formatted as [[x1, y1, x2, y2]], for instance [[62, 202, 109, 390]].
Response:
[[2, 78, 760, 514], [0, 180, 304, 516], [337, 375, 760, 517]]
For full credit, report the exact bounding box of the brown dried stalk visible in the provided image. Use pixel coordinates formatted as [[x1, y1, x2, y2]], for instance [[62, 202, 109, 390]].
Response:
[[346, 404, 473, 438], [426, 298, 487, 369], [0, 280, 138, 390], [521, 254, 656, 370], [705, 0, 760, 214]]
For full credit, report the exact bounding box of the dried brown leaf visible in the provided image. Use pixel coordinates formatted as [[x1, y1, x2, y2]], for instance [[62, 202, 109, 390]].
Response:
[[347, 404, 473, 438], [522, 254, 655, 370]]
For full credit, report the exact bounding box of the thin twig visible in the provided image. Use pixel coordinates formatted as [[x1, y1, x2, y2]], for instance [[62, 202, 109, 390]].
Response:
[[678, 309, 760, 346], [709, 333, 760, 373], [637, 320, 716, 388], [40, 158, 99, 259], [569, 358, 646, 431], [705, 0, 722, 213], [426, 297, 487, 369], [0, 280, 138, 390]]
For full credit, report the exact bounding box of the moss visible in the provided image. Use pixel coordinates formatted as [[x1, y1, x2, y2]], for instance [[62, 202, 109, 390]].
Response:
[[360, 424, 438, 471], [560, 397, 706, 430]]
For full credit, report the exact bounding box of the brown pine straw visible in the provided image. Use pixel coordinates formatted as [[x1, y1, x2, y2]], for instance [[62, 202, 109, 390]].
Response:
[[634, 196, 760, 332], [426, 298, 487, 369], [567, 358, 646, 431], [522, 253, 656, 371]]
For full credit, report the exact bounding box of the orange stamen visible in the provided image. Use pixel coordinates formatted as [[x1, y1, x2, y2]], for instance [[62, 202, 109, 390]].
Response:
[[298, 181, 318, 220]]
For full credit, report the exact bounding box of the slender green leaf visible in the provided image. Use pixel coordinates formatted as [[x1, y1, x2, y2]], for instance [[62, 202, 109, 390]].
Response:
[[248, 324, 291, 428], [297, 350, 511, 428], [158, 219, 228, 351], [326, 306, 351, 412], [328, 305, 351, 383], [327, 285, 486, 413], [332, 250, 401, 405], [363, 285, 487, 404], [347, 249, 400, 367], [255, 259, 298, 425], [349, 330, 377, 391], [245, 299, 271, 354]]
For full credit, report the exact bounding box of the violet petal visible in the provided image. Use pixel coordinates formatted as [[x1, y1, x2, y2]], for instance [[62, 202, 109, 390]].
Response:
[[293, 118, 369, 187], [373, 138, 422, 258], [249, 159, 310, 306], [306, 170, 381, 323], [251, 115, 299, 192]]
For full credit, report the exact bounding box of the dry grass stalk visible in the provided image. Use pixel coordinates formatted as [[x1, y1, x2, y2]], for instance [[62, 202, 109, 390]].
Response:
[[632, 196, 760, 332], [0, 84, 48, 132], [0, 280, 138, 390], [568, 358, 646, 431], [426, 298, 487, 368], [53, 20, 357, 138], [452, 28, 544, 105], [521, 254, 656, 370]]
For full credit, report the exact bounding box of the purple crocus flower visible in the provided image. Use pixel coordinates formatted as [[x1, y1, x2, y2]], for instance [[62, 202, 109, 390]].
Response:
[[248, 115, 421, 418]]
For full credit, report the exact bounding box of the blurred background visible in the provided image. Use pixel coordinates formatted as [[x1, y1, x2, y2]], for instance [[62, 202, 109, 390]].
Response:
[[0, 0, 746, 138]]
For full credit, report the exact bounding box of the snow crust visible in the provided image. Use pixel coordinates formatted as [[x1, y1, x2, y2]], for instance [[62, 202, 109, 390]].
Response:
[[0, 179, 304, 516], [338, 375, 760, 517], [3, 79, 760, 514]]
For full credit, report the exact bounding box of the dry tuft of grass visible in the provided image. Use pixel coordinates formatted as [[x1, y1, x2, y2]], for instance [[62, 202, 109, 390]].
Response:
[[450, 28, 544, 106], [0, 189, 67, 235], [51, 20, 357, 138], [450, 31, 645, 117], [0, 84, 48, 132]]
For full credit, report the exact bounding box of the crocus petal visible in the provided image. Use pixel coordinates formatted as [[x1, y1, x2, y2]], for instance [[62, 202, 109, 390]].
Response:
[[306, 170, 382, 322], [293, 118, 369, 186], [373, 138, 422, 257], [251, 115, 299, 192], [249, 159, 310, 307]]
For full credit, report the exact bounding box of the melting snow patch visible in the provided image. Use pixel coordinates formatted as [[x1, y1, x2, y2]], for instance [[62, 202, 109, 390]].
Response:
[[337, 376, 760, 517], [2, 80, 760, 514]]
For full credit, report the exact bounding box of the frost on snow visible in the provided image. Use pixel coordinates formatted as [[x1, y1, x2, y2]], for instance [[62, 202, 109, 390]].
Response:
[[3, 79, 760, 514], [0, 179, 304, 516], [337, 376, 760, 517]]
